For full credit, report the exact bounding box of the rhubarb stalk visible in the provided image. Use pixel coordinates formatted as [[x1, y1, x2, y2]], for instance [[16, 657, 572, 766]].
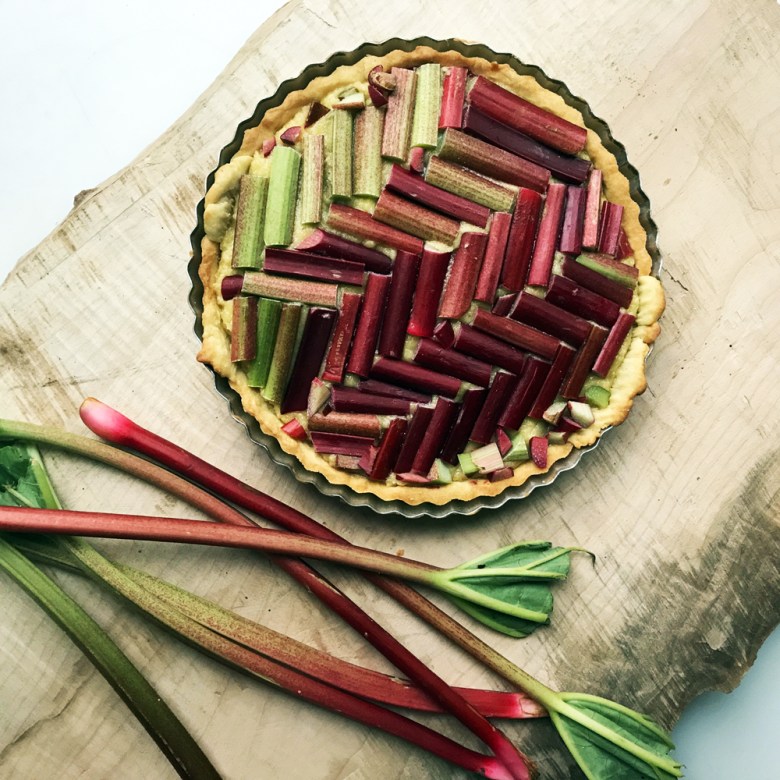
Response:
[[321, 291, 362, 383], [262, 302, 304, 405], [326, 203, 424, 255], [353, 105, 384, 199], [407, 248, 451, 337], [263, 145, 301, 247], [296, 228, 393, 274], [439, 66, 467, 129], [502, 188, 543, 291], [475, 211, 512, 303], [300, 133, 324, 224], [410, 63, 442, 150], [373, 188, 462, 246], [438, 232, 489, 319], [526, 183, 567, 287], [425, 156, 516, 213], [377, 251, 420, 358], [381, 67, 417, 162], [346, 273, 391, 377], [246, 298, 282, 388]]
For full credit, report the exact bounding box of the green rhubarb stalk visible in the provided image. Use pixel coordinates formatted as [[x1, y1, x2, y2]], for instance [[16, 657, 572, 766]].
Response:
[[410, 63, 442, 149], [353, 105, 384, 199], [262, 302, 304, 405], [232, 174, 268, 268], [246, 297, 282, 388], [425, 156, 517, 213], [381, 67, 417, 162], [263, 145, 301, 246], [241, 270, 339, 307], [329, 108, 353, 202], [300, 133, 325, 224]]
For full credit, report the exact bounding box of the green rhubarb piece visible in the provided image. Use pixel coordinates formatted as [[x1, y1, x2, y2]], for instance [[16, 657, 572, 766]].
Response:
[[263, 145, 301, 247], [262, 302, 304, 405], [353, 105, 384, 199], [232, 174, 268, 268], [425, 156, 516, 213], [519, 418, 548, 444], [300, 134, 325, 224], [585, 384, 611, 409], [241, 271, 340, 307], [410, 63, 442, 150], [428, 458, 453, 485], [247, 297, 282, 388], [457, 452, 479, 476], [504, 431, 530, 463], [329, 108, 353, 202]]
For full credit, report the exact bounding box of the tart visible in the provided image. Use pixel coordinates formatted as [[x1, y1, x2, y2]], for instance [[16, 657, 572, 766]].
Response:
[[196, 45, 664, 507]]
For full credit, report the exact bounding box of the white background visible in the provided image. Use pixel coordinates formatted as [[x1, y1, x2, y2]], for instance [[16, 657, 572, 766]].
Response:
[[1, 1, 779, 777]]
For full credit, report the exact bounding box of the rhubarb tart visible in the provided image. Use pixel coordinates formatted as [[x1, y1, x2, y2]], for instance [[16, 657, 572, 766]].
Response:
[[195, 44, 664, 508]]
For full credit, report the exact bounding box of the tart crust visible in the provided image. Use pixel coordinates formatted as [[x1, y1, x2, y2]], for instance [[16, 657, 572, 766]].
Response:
[[197, 46, 665, 507]]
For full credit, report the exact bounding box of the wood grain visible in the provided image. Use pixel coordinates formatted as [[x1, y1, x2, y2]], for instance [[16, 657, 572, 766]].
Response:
[[1, 1, 779, 777]]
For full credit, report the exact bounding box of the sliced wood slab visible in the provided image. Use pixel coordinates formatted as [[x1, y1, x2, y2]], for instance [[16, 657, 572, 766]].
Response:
[[1, 1, 779, 777]]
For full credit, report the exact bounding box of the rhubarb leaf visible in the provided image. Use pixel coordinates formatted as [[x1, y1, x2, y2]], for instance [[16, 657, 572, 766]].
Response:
[[0, 444, 45, 508]]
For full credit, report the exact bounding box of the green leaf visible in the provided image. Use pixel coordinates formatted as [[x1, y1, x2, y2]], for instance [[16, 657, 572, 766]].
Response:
[[0, 444, 46, 508], [550, 694, 682, 779]]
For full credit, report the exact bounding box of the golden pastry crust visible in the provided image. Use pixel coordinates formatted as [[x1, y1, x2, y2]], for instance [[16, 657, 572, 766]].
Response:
[[197, 46, 665, 507]]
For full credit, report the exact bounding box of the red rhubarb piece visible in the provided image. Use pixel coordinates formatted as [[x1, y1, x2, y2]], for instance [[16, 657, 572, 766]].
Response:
[[393, 405, 435, 475], [492, 294, 516, 316], [407, 249, 451, 337], [368, 82, 389, 108], [221, 275, 244, 301], [263, 248, 365, 286], [371, 357, 462, 398], [509, 290, 591, 346], [501, 188, 543, 291], [432, 320, 455, 348], [308, 412, 382, 439], [529, 436, 548, 469], [411, 398, 459, 475], [529, 343, 577, 419], [495, 428, 512, 457], [439, 388, 488, 464], [597, 201, 624, 257], [413, 339, 493, 387], [304, 102, 330, 127], [452, 323, 528, 376], [526, 183, 567, 287], [355, 379, 430, 404], [281, 418, 307, 440], [545, 274, 622, 328], [346, 273, 392, 377], [470, 372, 518, 445], [310, 431, 375, 458], [468, 76, 588, 155], [330, 386, 412, 416], [577, 252, 639, 288], [321, 292, 362, 383], [280, 126, 303, 145], [559, 322, 608, 400], [296, 228, 392, 274], [582, 168, 602, 250], [474, 212, 512, 303], [368, 418, 408, 480], [377, 250, 421, 358], [489, 467, 515, 482], [592, 311, 636, 377], [472, 309, 561, 360], [497, 357, 550, 430], [373, 189, 462, 245], [326, 203, 424, 255], [262, 137, 276, 157], [438, 232, 489, 319], [615, 228, 633, 260], [439, 66, 467, 129], [560, 257, 634, 309], [559, 186, 586, 255]]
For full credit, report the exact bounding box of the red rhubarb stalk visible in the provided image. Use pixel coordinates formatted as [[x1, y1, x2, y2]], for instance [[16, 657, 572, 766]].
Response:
[[498, 358, 550, 430], [281, 418, 307, 439], [229, 296, 258, 362], [407, 249, 451, 337], [501, 188, 543, 291], [560, 257, 634, 309], [432, 319, 456, 349], [367, 418, 408, 480], [529, 344, 577, 419], [439, 389, 488, 463], [592, 311, 636, 377], [509, 291, 591, 346], [414, 338, 493, 387], [309, 412, 382, 438], [470, 373, 518, 445], [475, 212, 512, 303], [452, 323, 528, 376], [545, 275, 621, 328], [373, 189, 461, 246], [356, 379, 430, 404], [371, 357, 463, 398], [264, 247, 365, 286], [321, 291, 362, 383], [492, 294, 516, 316], [346, 273, 391, 377], [439, 66, 468, 129], [221, 275, 243, 301], [615, 228, 633, 260], [377, 250, 421, 358], [425, 156, 517, 213], [411, 398, 459, 475], [576, 252, 639, 289], [330, 386, 412, 416], [560, 324, 609, 399], [596, 201, 624, 257], [581, 169, 602, 250], [296, 228, 392, 274], [310, 431, 375, 457], [558, 186, 586, 255], [326, 203, 424, 255], [392, 405, 435, 475], [381, 67, 417, 162], [467, 76, 588, 155], [438, 232, 489, 319], [526, 183, 567, 288], [472, 309, 561, 361]]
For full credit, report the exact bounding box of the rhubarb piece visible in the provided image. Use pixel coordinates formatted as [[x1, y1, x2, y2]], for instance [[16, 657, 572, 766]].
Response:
[[475, 212, 512, 303], [439, 66, 467, 129], [526, 183, 567, 287], [332, 92, 366, 110], [329, 108, 353, 202], [413, 339, 492, 387], [597, 201, 624, 257], [567, 401, 595, 428], [326, 203, 424, 254], [428, 459, 453, 485], [371, 357, 463, 398], [576, 252, 639, 289], [457, 452, 479, 476], [307, 377, 331, 417], [498, 357, 549, 430], [542, 400, 567, 426], [468, 76, 588, 155], [377, 251, 420, 358], [369, 418, 408, 480], [407, 249, 451, 337], [330, 386, 412, 416], [281, 418, 307, 439], [335, 454, 363, 470], [356, 380, 430, 404], [548, 431, 568, 445], [367, 66, 392, 108], [489, 467, 514, 482], [410, 63, 442, 150], [546, 274, 622, 327], [438, 232, 489, 319], [305, 102, 329, 127], [262, 137, 276, 157], [529, 436, 548, 469], [373, 189, 461, 246], [432, 320, 455, 348], [346, 273, 391, 377], [491, 294, 515, 316], [353, 105, 384, 199], [263, 145, 301, 247], [462, 103, 591, 184], [321, 291, 361, 383], [554, 415, 583, 434], [381, 67, 417, 161], [280, 126, 303, 145], [221, 275, 243, 301], [529, 343, 577, 419], [559, 323, 609, 400], [263, 248, 365, 286], [310, 431, 375, 458], [247, 297, 282, 388], [408, 146, 425, 173], [280, 308, 336, 413], [592, 311, 636, 377], [615, 228, 633, 260], [262, 303, 304, 405], [560, 256, 634, 309], [296, 228, 392, 274], [425, 156, 516, 213], [501, 188, 543, 291], [411, 397, 458, 475], [393, 404, 435, 474], [509, 291, 591, 346], [438, 128, 550, 192], [585, 385, 611, 409], [495, 428, 513, 457], [300, 133, 324, 225], [439, 388, 488, 464], [368, 82, 388, 108], [242, 271, 339, 307], [230, 296, 258, 362], [558, 186, 586, 255], [503, 429, 530, 462], [472, 309, 560, 360], [309, 412, 382, 438], [386, 164, 490, 227], [470, 372, 517, 445], [470, 442, 504, 474], [232, 174, 268, 269], [451, 323, 527, 376], [581, 168, 602, 249], [394, 472, 432, 485]]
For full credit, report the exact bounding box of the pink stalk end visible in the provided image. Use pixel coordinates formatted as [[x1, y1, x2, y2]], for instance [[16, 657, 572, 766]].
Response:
[[581, 168, 602, 249], [345, 273, 391, 378], [408, 146, 425, 174], [326, 203, 424, 255], [432, 320, 456, 348], [496, 428, 513, 457], [281, 418, 307, 440], [411, 398, 459, 475], [492, 294, 516, 317], [439, 66, 468, 129], [377, 251, 421, 358], [305, 102, 330, 127], [489, 467, 515, 482], [501, 188, 543, 291], [592, 311, 636, 377], [615, 228, 633, 260], [280, 126, 303, 145], [371, 357, 463, 399], [321, 292, 362, 383], [558, 186, 586, 255], [407, 249, 451, 337], [262, 137, 276, 157], [469, 372, 518, 445], [438, 232, 489, 319], [475, 212, 512, 303], [497, 357, 549, 430], [526, 183, 567, 288], [596, 201, 624, 257]]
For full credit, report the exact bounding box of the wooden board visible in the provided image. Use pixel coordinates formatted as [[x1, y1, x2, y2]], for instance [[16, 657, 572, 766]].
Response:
[[1, 1, 779, 777]]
